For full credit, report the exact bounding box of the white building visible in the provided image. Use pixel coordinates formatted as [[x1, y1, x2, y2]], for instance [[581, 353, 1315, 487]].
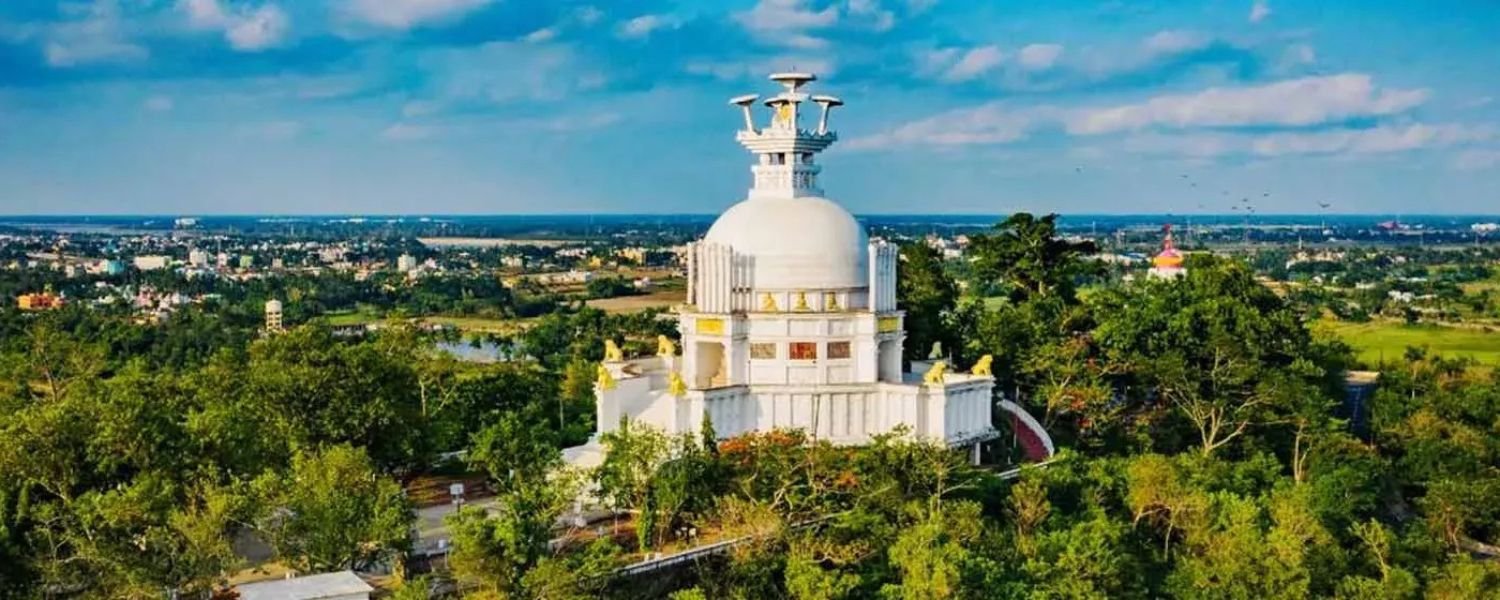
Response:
[[265, 298, 284, 333], [564, 73, 1052, 468], [396, 253, 418, 272], [188, 249, 210, 268], [133, 255, 170, 271]]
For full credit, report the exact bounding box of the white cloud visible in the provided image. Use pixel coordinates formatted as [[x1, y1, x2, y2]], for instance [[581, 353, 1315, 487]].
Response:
[[1143, 30, 1209, 55], [401, 100, 441, 118], [1123, 124, 1492, 159], [686, 55, 837, 82], [846, 104, 1057, 150], [942, 45, 1003, 82], [1453, 149, 1500, 171], [573, 6, 604, 26], [1462, 96, 1493, 109], [44, 38, 147, 67], [143, 95, 174, 112], [1017, 43, 1063, 72], [848, 0, 896, 32], [1278, 43, 1315, 70], [543, 112, 622, 132], [225, 5, 288, 50], [522, 27, 557, 43], [617, 14, 678, 40], [381, 122, 436, 141], [409, 41, 597, 109], [178, 0, 288, 51], [1249, 0, 1271, 23], [236, 120, 303, 141], [342, 0, 492, 30], [737, 0, 839, 48], [1250, 124, 1492, 156], [43, 0, 149, 67], [1067, 73, 1430, 135], [853, 73, 1447, 159]]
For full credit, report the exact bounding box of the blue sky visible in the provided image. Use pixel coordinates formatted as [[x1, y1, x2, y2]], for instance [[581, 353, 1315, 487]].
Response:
[[0, 0, 1497, 215]]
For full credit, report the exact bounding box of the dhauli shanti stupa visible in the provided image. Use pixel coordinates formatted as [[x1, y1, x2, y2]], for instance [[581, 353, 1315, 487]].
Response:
[[563, 73, 1054, 468]]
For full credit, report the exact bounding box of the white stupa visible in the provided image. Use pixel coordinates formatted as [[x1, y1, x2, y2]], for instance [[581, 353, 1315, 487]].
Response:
[[563, 73, 1053, 467]]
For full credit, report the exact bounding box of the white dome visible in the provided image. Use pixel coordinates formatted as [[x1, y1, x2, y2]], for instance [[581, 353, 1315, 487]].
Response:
[[704, 196, 869, 290]]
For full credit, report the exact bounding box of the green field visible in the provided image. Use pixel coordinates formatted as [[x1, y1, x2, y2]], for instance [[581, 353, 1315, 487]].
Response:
[[323, 309, 382, 326], [1319, 320, 1500, 368], [318, 308, 522, 333]]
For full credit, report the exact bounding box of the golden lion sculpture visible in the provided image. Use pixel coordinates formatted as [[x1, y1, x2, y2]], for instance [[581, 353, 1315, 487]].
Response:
[[657, 335, 677, 357], [971, 355, 994, 376], [596, 364, 617, 390], [923, 361, 947, 385], [604, 339, 624, 362]]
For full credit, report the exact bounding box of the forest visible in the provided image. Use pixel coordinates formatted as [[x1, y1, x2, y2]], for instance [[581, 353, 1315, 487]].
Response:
[[0, 214, 1497, 598]]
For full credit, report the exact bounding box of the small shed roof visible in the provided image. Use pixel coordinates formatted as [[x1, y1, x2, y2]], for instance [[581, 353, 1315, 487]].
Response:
[[236, 571, 373, 600]]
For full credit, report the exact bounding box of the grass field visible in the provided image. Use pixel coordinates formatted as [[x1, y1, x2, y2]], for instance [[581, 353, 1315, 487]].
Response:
[[1318, 319, 1500, 368], [421, 315, 524, 333], [323, 307, 382, 326], [1460, 272, 1500, 294], [584, 289, 684, 313], [319, 308, 523, 333]]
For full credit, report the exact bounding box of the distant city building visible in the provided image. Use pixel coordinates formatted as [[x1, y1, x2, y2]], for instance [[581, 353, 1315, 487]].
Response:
[[173, 217, 198, 228], [88, 259, 126, 275], [265, 299, 284, 333], [272, 257, 286, 269], [1148, 224, 1186, 279], [500, 255, 526, 268], [17, 291, 64, 311], [616, 247, 648, 264], [1472, 222, 1499, 233], [396, 253, 418, 272], [531, 270, 594, 285], [216, 252, 230, 268], [188, 249, 210, 267], [318, 247, 347, 264], [133, 255, 170, 271], [239, 255, 254, 269]]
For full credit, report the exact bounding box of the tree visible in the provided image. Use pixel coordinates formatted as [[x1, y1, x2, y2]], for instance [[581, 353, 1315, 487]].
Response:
[[594, 418, 670, 522], [236, 326, 433, 473], [1092, 259, 1348, 458], [446, 466, 582, 597], [468, 412, 560, 496], [252, 445, 413, 572], [897, 243, 960, 362], [967, 213, 1098, 303], [882, 500, 983, 600]]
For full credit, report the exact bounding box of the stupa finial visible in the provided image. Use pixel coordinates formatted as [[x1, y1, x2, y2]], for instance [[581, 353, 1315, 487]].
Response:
[[729, 72, 842, 200]]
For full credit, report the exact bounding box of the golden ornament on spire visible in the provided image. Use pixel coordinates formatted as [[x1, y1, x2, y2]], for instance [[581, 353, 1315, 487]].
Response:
[[923, 361, 948, 385], [971, 355, 993, 376], [656, 335, 677, 357], [773, 102, 793, 126], [794, 291, 810, 311], [667, 371, 687, 397], [825, 292, 839, 311], [596, 364, 617, 390], [604, 339, 624, 362]]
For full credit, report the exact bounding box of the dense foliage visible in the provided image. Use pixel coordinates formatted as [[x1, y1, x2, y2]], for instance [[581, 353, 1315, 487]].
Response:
[[1, 213, 1497, 598]]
